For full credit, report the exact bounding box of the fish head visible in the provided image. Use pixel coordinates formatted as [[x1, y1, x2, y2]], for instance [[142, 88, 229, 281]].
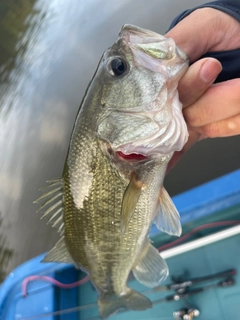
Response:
[[96, 24, 189, 162]]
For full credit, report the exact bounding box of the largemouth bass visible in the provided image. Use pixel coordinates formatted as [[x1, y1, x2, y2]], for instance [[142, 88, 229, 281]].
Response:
[[37, 25, 188, 319]]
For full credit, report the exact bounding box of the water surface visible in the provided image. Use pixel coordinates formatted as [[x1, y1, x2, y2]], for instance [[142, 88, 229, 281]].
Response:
[[1, 0, 240, 279]]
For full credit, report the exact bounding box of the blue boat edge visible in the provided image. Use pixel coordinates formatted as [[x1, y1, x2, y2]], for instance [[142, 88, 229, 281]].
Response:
[[1, 169, 240, 319]]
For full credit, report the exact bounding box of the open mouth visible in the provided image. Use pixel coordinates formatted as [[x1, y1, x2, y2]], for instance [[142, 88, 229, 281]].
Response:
[[116, 151, 148, 161]]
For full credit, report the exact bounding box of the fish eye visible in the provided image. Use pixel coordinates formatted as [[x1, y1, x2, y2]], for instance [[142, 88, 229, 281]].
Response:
[[109, 57, 128, 76]]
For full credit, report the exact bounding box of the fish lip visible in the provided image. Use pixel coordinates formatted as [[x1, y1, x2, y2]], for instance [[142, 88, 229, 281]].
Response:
[[118, 25, 144, 44], [119, 24, 162, 44], [118, 25, 188, 73]]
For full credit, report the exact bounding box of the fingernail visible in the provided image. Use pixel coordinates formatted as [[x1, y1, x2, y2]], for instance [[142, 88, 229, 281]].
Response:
[[200, 59, 222, 83]]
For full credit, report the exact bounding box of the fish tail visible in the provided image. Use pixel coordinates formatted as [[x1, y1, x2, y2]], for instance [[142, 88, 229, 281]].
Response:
[[98, 289, 152, 319]]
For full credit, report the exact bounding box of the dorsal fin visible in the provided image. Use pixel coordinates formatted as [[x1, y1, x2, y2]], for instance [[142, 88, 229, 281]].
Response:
[[35, 178, 64, 234]]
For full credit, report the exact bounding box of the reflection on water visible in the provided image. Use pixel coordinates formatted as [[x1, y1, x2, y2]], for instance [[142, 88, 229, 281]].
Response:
[[0, 0, 36, 81], [1, 0, 45, 112], [0, 0, 56, 281], [1, 0, 240, 284]]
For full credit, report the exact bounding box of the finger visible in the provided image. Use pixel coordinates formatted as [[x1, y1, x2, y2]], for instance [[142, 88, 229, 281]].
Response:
[[178, 58, 222, 108], [198, 113, 240, 138], [165, 8, 222, 61], [184, 79, 240, 127], [166, 8, 240, 62]]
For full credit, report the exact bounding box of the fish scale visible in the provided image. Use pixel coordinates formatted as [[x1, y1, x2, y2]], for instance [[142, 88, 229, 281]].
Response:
[[37, 24, 188, 319], [65, 130, 151, 294]]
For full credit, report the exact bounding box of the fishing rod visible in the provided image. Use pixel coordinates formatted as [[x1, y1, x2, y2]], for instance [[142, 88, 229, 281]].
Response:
[[152, 277, 235, 320], [20, 275, 235, 320], [144, 268, 236, 293], [153, 277, 235, 304]]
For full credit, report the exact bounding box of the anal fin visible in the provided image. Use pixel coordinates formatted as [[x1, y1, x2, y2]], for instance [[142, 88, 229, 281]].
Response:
[[132, 241, 168, 287]]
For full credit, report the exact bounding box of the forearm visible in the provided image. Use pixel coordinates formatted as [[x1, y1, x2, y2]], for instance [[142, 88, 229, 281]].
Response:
[[169, 1, 240, 29]]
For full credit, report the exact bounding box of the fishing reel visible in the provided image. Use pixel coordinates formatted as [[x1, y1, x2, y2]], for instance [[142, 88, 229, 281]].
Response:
[[173, 308, 200, 320], [170, 269, 236, 320]]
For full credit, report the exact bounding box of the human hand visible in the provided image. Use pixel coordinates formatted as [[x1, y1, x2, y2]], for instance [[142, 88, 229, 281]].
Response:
[[165, 8, 240, 171]]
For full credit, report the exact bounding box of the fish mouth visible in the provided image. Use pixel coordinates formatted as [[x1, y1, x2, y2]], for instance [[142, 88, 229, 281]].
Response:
[[118, 24, 188, 68]]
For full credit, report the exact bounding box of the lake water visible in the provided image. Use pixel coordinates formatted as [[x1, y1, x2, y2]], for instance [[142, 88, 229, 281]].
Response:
[[1, 0, 240, 281]]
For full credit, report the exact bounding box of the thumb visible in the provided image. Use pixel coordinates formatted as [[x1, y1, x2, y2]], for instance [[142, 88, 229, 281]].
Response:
[[165, 7, 240, 62]]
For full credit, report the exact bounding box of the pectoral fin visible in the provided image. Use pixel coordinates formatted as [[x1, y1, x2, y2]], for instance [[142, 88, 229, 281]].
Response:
[[121, 174, 143, 234], [132, 241, 168, 287], [154, 187, 182, 236], [42, 236, 75, 264]]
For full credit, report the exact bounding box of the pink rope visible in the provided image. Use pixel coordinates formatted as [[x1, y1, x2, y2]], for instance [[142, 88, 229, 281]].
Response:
[[158, 220, 240, 252], [22, 275, 89, 297], [22, 220, 240, 297]]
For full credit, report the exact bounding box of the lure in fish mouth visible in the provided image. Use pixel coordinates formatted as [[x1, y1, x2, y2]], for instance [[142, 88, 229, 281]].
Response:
[[36, 24, 189, 320]]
